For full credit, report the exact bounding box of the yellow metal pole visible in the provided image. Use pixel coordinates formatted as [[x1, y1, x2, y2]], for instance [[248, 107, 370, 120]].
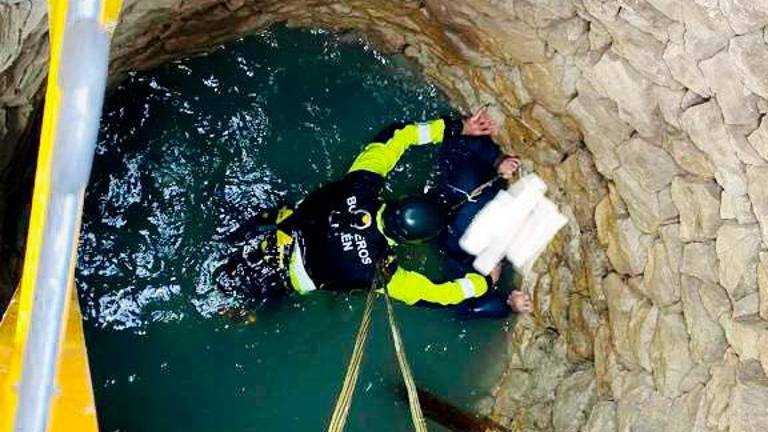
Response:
[[2, 1, 70, 428], [0, 0, 123, 430]]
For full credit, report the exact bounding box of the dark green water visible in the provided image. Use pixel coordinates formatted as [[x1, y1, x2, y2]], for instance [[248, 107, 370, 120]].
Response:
[[77, 27, 511, 432]]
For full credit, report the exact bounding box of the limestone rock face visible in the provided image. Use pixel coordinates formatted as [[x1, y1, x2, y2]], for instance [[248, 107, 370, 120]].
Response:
[[716, 223, 760, 301], [3, 0, 768, 431], [596, 197, 653, 276], [582, 401, 616, 432], [618, 137, 680, 193], [652, 310, 696, 398], [552, 369, 597, 432], [680, 275, 729, 365], [680, 101, 747, 196], [746, 166, 768, 244], [729, 360, 768, 432], [671, 176, 721, 241]]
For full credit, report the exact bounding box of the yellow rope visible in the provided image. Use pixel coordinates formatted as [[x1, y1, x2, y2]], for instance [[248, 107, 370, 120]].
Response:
[[327, 270, 428, 432], [384, 290, 428, 432], [326, 289, 377, 432]]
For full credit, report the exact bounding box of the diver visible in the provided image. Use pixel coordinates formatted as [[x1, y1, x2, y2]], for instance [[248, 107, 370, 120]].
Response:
[[215, 108, 533, 317]]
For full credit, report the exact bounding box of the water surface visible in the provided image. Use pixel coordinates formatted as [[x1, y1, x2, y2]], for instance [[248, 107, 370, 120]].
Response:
[[78, 27, 511, 432]]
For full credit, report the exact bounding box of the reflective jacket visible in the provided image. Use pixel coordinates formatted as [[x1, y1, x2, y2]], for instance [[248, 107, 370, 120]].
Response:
[[278, 118, 491, 306]]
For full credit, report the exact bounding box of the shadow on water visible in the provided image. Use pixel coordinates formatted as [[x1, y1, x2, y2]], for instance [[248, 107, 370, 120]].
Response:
[[77, 26, 514, 432]]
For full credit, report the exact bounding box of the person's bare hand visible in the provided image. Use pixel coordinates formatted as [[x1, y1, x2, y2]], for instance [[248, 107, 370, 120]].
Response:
[[497, 156, 521, 180], [462, 106, 497, 136], [507, 291, 533, 314]]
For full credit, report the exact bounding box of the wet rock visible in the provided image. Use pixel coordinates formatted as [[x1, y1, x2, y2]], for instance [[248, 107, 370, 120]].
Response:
[[681, 101, 747, 196], [716, 222, 760, 301], [681, 242, 719, 285], [552, 369, 597, 432], [595, 197, 653, 275], [523, 331, 572, 403], [618, 136, 680, 193], [671, 176, 721, 241], [680, 275, 729, 365], [494, 368, 532, 410]]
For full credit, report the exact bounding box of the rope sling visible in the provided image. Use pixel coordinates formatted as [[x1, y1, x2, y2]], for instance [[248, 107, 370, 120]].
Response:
[[326, 272, 427, 432]]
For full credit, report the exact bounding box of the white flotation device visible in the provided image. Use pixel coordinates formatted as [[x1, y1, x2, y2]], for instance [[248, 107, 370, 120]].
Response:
[[459, 174, 567, 275]]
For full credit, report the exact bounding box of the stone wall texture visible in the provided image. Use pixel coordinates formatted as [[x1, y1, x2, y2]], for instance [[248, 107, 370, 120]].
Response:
[[3, 1, 768, 430]]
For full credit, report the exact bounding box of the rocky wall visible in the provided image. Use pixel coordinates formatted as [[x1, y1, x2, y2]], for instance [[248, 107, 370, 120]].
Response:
[[3, 1, 768, 430]]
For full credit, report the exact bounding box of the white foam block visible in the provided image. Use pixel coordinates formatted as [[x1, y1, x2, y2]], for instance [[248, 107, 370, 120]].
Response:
[[460, 174, 546, 256], [506, 198, 567, 273]]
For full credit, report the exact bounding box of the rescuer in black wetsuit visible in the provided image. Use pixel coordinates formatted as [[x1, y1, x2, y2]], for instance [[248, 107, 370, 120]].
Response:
[[216, 108, 533, 315]]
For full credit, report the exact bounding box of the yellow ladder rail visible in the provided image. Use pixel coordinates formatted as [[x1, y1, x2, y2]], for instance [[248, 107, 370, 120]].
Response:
[[0, 1, 123, 430]]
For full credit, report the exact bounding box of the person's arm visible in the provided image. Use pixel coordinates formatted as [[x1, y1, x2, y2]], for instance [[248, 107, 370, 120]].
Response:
[[385, 266, 492, 306], [348, 118, 460, 177]]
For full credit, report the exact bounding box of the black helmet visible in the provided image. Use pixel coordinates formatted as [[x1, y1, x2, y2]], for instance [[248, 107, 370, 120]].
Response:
[[382, 196, 445, 244]]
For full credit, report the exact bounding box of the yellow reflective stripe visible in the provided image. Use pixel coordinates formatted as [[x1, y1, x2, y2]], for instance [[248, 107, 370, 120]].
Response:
[[386, 268, 488, 306], [347, 119, 446, 177], [289, 242, 318, 294], [375, 204, 397, 247]]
